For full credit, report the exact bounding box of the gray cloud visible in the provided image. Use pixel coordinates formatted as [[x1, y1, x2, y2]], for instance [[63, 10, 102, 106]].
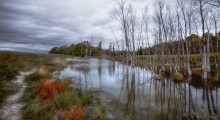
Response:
[[0, 0, 152, 53], [0, 0, 117, 53]]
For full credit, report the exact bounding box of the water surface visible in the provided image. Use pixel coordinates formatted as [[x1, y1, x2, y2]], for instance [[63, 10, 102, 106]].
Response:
[[59, 58, 220, 120]]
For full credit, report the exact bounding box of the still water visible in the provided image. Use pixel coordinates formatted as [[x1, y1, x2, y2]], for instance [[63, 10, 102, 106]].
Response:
[[59, 58, 220, 120]]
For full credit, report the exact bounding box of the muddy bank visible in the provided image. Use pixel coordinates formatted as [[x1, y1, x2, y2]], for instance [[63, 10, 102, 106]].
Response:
[[0, 72, 30, 120]]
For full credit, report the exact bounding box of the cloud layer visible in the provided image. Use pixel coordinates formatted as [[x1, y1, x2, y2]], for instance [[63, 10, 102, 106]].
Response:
[[0, 0, 118, 53], [0, 0, 150, 53]]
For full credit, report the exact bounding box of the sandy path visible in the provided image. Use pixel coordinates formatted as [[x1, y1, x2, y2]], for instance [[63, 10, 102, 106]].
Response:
[[0, 72, 29, 120]]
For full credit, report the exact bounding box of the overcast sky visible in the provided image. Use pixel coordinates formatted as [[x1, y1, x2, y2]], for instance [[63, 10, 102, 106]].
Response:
[[0, 0, 150, 53]]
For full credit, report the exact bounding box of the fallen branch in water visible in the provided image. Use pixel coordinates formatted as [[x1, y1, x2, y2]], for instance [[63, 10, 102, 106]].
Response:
[[139, 77, 154, 86]]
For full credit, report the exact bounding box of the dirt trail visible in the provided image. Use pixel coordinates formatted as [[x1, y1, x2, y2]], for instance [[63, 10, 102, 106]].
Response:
[[0, 72, 29, 120]]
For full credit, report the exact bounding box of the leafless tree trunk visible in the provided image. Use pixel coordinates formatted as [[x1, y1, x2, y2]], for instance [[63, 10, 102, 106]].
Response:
[[89, 32, 95, 58], [197, 0, 209, 79], [128, 4, 137, 68], [142, 5, 151, 69], [176, 11, 182, 72], [153, 0, 167, 72], [210, 10, 219, 69], [177, 0, 195, 75], [208, 0, 220, 7], [112, 0, 131, 65]]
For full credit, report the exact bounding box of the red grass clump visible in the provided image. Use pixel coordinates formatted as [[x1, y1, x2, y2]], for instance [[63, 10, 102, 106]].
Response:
[[63, 106, 86, 120], [36, 79, 65, 102]]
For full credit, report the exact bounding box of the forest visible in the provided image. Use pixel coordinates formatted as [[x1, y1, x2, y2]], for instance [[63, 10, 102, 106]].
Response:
[[49, 41, 102, 57]]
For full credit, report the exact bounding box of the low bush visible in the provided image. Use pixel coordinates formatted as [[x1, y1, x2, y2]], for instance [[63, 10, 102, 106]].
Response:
[[0, 63, 18, 82], [81, 91, 93, 105], [212, 72, 220, 84], [35, 80, 66, 102], [173, 73, 184, 81]]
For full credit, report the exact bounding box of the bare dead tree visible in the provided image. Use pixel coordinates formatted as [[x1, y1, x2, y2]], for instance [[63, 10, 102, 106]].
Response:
[[207, 0, 220, 7], [89, 32, 95, 58], [205, 15, 211, 72], [112, 0, 131, 65], [142, 5, 151, 69], [187, 0, 196, 74], [195, 0, 210, 79], [210, 10, 219, 69], [176, 0, 195, 75], [128, 4, 137, 68], [167, 5, 177, 73], [176, 10, 183, 72], [153, 0, 167, 72]]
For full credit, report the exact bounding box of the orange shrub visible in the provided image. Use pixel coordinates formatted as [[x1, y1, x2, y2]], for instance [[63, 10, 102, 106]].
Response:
[[55, 81, 64, 92], [192, 68, 203, 76], [36, 79, 65, 102]]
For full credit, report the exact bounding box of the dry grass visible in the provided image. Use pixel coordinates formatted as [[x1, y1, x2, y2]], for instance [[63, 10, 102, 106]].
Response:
[[62, 106, 86, 120], [36, 66, 51, 76], [0, 51, 55, 105], [53, 57, 67, 67], [22, 63, 95, 120]]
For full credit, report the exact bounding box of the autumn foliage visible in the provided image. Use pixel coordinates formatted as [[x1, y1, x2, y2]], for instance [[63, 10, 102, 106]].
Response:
[[192, 68, 203, 76], [36, 79, 65, 102]]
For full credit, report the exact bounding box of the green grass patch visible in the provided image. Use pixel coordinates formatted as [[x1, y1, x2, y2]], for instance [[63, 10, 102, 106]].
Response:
[[52, 89, 93, 109], [24, 72, 50, 84], [93, 98, 107, 120], [0, 84, 20, 104], [21, 99, 53, 120], [20, 86, 37, 102], [0, 64, 18, 82], [52, 90, 81, 109]]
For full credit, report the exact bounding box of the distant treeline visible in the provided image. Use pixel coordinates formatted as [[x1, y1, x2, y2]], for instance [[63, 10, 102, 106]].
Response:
[[49, 33, 220, 57], [49, 41, 103, 57], [137, 33, 220, 55]]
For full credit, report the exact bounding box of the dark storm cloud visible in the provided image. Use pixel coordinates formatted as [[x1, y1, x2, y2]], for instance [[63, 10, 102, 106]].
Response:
[[0, 0, 116, 53], [0, 0, 150, 53], [0, 1, 83, 42]]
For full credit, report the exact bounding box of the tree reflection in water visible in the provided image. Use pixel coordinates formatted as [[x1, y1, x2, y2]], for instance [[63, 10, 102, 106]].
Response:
[[60, 58, 220, 120]]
